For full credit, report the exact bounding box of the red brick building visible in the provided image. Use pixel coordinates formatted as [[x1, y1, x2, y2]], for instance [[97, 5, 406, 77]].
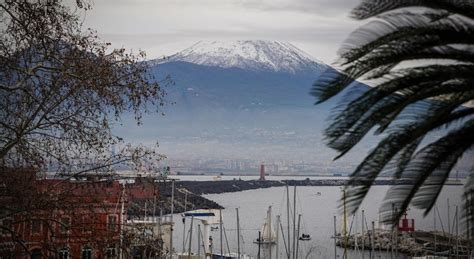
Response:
[[126, 177, 158, 201], [0, 170, 124, 258]]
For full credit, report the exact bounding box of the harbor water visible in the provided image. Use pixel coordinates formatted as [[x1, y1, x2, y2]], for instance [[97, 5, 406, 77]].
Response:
[[169, 177, 464, 258]]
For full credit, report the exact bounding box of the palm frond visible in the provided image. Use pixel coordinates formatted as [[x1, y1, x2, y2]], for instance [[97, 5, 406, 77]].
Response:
[[351, 0, 474, 20], [343, 97, 474, 214], [315, 0, 474, 225], [380, 119, 474, 224], [341, 13, 474, 64], [384, 137, 423, 179], [311, 67, 356, 104], [324, 65, 474, 154]]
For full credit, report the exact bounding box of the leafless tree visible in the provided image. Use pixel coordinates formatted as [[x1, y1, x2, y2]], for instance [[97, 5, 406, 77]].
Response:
[[0, 0, 170, 256], [0, 0, 168, 173]]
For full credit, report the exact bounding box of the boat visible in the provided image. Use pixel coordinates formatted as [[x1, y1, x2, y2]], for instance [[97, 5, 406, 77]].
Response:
[[411, 257, 448, 259], [299, 233, 311, 241], [211, 253, 253, 259], [254, 206, 277, 245]]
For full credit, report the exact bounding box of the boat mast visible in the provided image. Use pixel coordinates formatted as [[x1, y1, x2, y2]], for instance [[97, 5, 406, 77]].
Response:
[[343, 189, 348, 259], [361, 209, 365, 259], [466, 194, 472, 258], [276, 215, 280, 259], [170, 179, 175, 259], [188, 216, 194, 259], [371, 221, 375, 259], [295, 214, 301, 259], [220, 208, 223, 258], [447, 198, 451, 257], [159, 208, 163, 237], [434, 205, 437, 258], [286, 184, 291, 259], [292, 185, 296, 259], [183, 192, 188, 253], [236, 208, 240, 259], [269, 206, 273, 259], [198, 224, 201, 258], [333, 215, 337, 259], [279, 217, 289, 257], [456, 206, 459, 258], [391, 203, 394, 259]]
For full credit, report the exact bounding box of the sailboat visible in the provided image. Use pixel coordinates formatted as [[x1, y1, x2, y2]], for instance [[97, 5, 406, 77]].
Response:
[[254, 206, 277, 245]]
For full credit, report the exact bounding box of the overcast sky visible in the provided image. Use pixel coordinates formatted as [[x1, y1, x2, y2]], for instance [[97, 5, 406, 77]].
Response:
[[79, 0, 364, 64]]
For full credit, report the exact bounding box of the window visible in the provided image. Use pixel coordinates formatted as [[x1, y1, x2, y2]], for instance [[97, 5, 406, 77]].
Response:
[[58, 248, 70, 259], [31, 219, 41, 235], [82, 215, 91, 233], [107, 215, 117, 232], [31, 249, 42, 259], [60, 217, 70, 234], [131, 247, 141, 259], [106, 247, 116, 259], [81, 247, 92, 259]]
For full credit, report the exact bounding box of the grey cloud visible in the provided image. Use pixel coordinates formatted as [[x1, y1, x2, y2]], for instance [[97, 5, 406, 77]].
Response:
[[74, 0, 364, 63], [236, 0, 361, 16]]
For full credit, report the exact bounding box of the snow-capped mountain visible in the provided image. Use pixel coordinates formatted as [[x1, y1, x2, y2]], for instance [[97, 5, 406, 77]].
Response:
[[153, 40, 325, 74], [137, 40, 357, 162], [148, 40, 328, 110]]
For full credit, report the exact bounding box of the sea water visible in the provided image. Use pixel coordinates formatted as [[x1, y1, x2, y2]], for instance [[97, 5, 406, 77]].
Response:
[[170, 178, 464, 258]]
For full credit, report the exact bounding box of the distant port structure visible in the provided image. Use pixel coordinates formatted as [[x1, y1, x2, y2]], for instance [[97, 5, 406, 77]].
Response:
[[259, 163, 266, 180]]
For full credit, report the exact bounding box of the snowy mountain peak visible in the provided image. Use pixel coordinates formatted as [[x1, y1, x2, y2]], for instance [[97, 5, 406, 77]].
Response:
[[155, 40, 325, 74]]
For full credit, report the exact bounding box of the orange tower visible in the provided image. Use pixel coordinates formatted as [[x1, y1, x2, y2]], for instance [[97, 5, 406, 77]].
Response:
[[259, 164, 266, 181]]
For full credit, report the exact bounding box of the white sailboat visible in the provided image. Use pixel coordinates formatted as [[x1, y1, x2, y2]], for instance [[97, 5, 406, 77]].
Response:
[[254, 206, 277, 245]]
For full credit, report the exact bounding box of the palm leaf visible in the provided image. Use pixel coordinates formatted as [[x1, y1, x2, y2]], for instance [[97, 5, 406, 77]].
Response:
[[341, 14, 473, 63], [314, 0, 474, 229], [351, 0, 474, 20], [343, 95, 474, 215], [381, 119, 474, 223], [324, 65, 474, 154]]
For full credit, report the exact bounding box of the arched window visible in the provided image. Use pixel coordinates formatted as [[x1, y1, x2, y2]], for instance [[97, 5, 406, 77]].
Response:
[[58, 248, 69, 259], [106, 246, 116, 259], [81, 247, 92, 259]]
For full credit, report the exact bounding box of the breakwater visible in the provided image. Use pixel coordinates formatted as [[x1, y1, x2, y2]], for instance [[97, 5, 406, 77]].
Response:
[[175, 178, 415, 195], [147, 178, 416, 215]]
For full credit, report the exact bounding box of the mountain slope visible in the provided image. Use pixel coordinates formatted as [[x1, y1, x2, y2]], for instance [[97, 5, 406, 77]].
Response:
[[120, 41, 364, 165], [151, 40, 325, 74]]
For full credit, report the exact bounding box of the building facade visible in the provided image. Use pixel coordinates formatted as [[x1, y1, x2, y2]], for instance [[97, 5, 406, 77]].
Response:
[[0, 170, 123, 258]]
